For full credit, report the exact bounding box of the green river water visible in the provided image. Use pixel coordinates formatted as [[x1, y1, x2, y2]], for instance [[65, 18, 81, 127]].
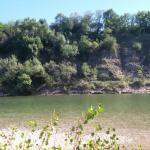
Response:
[[0, 94, 149, 129]]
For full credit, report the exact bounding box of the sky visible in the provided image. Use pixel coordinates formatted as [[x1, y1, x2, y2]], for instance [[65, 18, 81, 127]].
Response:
[[1, 0, 150, 24]]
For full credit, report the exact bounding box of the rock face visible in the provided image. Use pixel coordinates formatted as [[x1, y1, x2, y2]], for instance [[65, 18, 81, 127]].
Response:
[[121, 47, 142, 77], [97, 58, 124, 81]]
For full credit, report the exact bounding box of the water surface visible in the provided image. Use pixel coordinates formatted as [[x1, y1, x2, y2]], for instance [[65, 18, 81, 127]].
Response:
[[0, 94, 149, 129]]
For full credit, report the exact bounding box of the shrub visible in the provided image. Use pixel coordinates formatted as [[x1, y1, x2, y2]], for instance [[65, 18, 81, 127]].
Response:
[[45, 61, 77, 84], [16, 73, 32, 94], [79, 36, 99, 54], [17, 74, 32, 87], [23, 58, 45, 76], [60, 43, 79, 58], [44, 61, 61, 83], [23, 58, 47, 88], [102, 36, 119, 56], [0, 55, 22, 82], [0, 56, 24, 94], [60, 63, 77, 82], [81, 63, 97, 80], [132, 42, 142, 51]]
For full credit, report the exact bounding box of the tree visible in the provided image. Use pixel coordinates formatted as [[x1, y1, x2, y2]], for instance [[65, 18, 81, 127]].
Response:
[[103, 9, 120, 34], [81, 63, 97, 80], [16, 73, 32, 94], [23, 58, 45, 76], [18, 36, 43, 60], [102, 35, 119, 56], [59, 63, 77, 82], [23, 58, 46, 88], [79, 35, 99, 55], [44, 61, 61, 83], [60, 43, 78, 58], [0, 10, 150, 95], [0, 55, 22, 82], [80, 13, 93, 35], [135, 11, 150, 34], [119, 13, 133, 33], [45, 61, 77, 84], [17, 74, 32, 87]]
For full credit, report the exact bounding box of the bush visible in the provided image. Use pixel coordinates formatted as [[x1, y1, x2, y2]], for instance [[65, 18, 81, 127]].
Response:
[[60, 43, 78, 58], [60, 63, 77, 82], [0, 55, 22, 82], [23, 58, 45, 76], [16, 74, 32, 94], [81, 63, 97, 80], [45, 61, 77, 84], [79, 36, 99, 58], [102, 36, 119, 56], [0, 56, 24, 94], [44, 61, 60, 83], [17, 74, 32, 87], [132, 42, 142, 51]]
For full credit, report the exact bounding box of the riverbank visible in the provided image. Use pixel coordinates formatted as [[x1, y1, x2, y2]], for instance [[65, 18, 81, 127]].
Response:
[[1, 79, 150, 96], [37, 86, 150, 96], [1, 86, 150, 97]]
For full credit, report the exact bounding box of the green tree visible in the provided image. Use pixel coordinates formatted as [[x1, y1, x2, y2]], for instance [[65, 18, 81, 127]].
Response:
[[81, 63, 97, 80], [60, 63, 77, 82], [45, 61, 77, 84], [19, 36, 43, 59], [135, 11, 150, 34], [60, 43, 78, 58], [16, 73, 32, 94], [79, 35, 99, 55], [102, 35, 119, 56], [17, 74, 32, 87], [0, 55, 22, 82], [103, 9, 120, 34], [23, 58, 46, 88]]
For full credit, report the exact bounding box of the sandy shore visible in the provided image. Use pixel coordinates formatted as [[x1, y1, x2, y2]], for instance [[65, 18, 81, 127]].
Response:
[[0, 127, 149, 149]]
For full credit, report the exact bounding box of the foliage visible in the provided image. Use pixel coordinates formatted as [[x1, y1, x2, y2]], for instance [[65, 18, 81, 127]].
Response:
[[79, 36, 99, 54], [23, 58, 45, 76], [132, 42, 142, 51], [0, 10, 150, 95], [16, 73, 32, 94], [0, 55, 22, 82], [44, 61, 77, 84], [59, 63, 77, 82], [20, 36, 43, 57], [81, 63, 97, 80], [102, 35, 119, 56], [60, 43, 78, 58]]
